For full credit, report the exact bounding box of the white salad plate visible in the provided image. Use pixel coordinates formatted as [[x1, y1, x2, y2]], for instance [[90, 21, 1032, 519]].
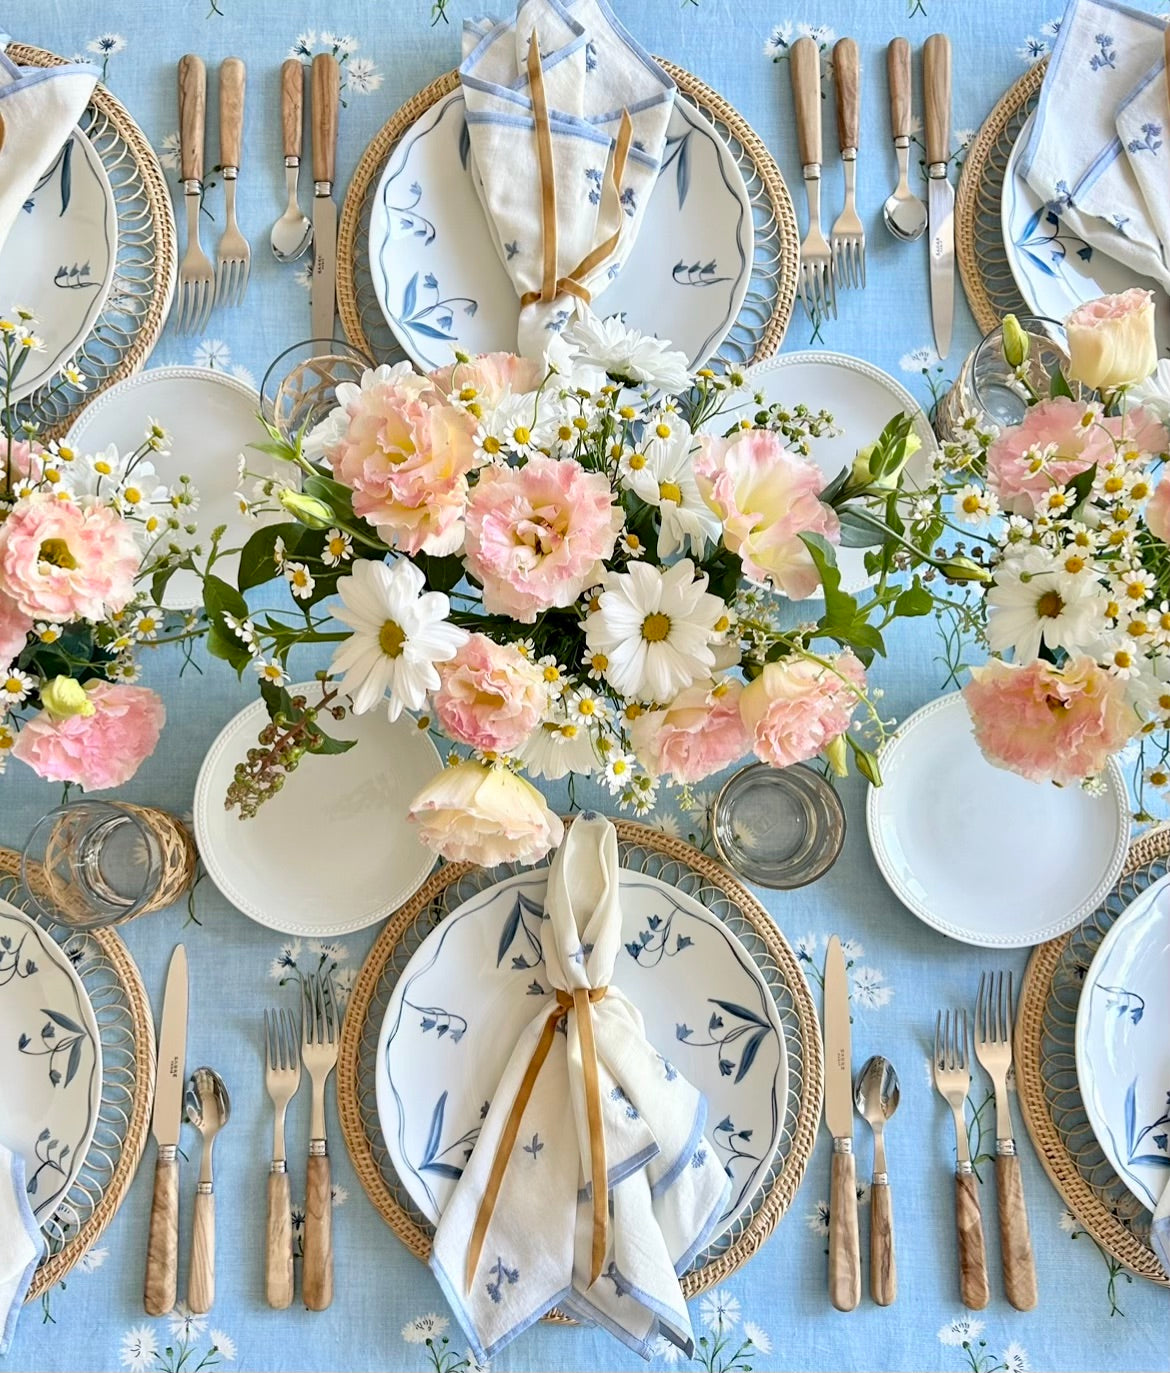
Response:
[[866, 692, 1130, 947], [1076, 873, 1170, 1211], [369, 90, 753, 373], [194, 682, 442, 937], [65, 367, 280, 611], [0, 898, 102, 1222], [1002, 112, 1170, 349], [0, 128, 117, 403], [738, 352, 937, 595], [378, 868, 787, 1238]]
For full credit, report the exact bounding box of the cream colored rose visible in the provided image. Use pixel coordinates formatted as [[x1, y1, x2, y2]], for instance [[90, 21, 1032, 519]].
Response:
[[1066, 289, 1158, 392], [407, 760, 563, 865]]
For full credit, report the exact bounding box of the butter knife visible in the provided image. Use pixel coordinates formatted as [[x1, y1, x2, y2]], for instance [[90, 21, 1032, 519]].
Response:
[[824, 935, 861, 1311], [924, 33, 954, 359], [144, 945, 188, 1316], [310, 53, 340, 339]]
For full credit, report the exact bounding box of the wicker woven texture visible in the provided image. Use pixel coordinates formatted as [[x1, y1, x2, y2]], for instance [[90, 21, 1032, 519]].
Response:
[[5, 44, 176, 441], [337, 63, 798, 370], [337, 820, 822, 1312], [0, 847, 155, 1299], [1017, 823, 1170, 1286]]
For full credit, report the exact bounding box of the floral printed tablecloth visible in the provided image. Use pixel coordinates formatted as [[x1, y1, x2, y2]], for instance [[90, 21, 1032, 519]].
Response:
[[2, 1, 1168, 1371]]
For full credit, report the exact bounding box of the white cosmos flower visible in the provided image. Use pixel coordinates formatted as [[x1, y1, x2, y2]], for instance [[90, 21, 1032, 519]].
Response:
[[120, 1325, 159, 1372], [586, 558, 724, 702], [516, 716, 600, 780], [329, 557, 467, 720], [986, 550, 1107, 662], [565, 314, 691, 393], [624, 418, 721, 557]]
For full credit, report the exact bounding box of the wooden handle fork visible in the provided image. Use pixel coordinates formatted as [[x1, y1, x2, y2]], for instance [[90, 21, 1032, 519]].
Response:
[[955, 1169, 990, 1310], [997, 1154, 1038, 1310], [303, 1152, 333, 1310]]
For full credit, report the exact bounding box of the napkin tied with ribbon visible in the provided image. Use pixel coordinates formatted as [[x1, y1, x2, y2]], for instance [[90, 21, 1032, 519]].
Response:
[[0, 1142, 43, 1356], [459, 0, 675, 357], [431, 814, 730, 1362]]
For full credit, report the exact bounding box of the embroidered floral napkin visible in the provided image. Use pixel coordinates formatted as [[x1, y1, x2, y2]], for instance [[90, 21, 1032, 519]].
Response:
[[458, 0, 675, 357], [1019, 0, 1170, 291], [431, 814, 730, 1363], [0, 1143, 42, 1356]]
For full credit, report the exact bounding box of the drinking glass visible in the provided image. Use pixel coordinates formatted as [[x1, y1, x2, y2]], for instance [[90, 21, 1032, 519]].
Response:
[[711, 762, 846, 889], [935, 316, 1068, 441], [260, 338, 374, 445]]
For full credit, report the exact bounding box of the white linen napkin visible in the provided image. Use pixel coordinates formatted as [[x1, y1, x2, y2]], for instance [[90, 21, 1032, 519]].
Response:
[[0, 1143, 42, 1356], [1018, 0, 1170, 291], [1114, 54, 1170, 269], [0, 45, 97, 258], [459, 0, 675, 357], [431, 813, 731, 1363]]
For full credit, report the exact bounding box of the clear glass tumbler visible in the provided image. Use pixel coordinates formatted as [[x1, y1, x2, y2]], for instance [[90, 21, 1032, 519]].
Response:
[[260, 338, 374, 445], [711, 762, 847, 889]]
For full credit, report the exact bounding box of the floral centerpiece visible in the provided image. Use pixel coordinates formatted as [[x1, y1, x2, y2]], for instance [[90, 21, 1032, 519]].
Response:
[[207, 318, 969, 865], [0, 307, 198, 789]]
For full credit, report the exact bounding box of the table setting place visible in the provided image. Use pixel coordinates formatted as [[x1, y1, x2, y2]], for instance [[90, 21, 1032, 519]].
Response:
[[1, 1, 1169, 1371]]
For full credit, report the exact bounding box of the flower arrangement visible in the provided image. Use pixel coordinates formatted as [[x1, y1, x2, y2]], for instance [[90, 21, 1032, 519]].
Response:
[[0, 308, 198, 788], [208, 318, 968, 866]]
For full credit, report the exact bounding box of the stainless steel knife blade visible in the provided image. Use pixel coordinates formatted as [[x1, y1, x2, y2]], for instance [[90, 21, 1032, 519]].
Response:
[[151, 944, 188, 1147], [823, 934, 853, 1140], [924, 33, 954, 359], [310, 196, 337, 338], [309, 53, 339, 339]]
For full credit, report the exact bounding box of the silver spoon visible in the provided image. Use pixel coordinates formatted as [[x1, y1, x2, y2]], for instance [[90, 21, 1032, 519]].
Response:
[[884, 39, 928, 242], [185, 1066, 230, 1314], [855, 1055, 900, 1306], [271, 58, 313, 263]]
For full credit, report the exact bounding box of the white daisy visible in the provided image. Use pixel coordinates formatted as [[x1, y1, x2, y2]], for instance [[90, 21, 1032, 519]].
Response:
[[401, 1314, 450, 1344], [253, 659, 290, 687], [491, 392, 542, 458], [585, 558, 724, 702], [516, 717, 600, 780], [284, 562, 315, 600], [953, 483, 999, 526], [322, 529, 353, 567], [603, 752, 637, 792], [210, 1330, 236, 1361], [34, 622, 63, 644], [329, 558, 467, 720], [132, 610, 162, 641], [623, 418, 721, 556], [566, 688, 609, 728], [1100, 637, 1142, 680], [119, 1325, 159, 1372], [1002, 1341, 1030, 1373], [938, 1315, 985, 1346], [618, 532, 647, 559], [698, 1289, 740, 1330], [986, 550, 1106, 662], [743, 1321, 772, 1354], [1, 670, 35, 709], [565, 315, 691, 393]]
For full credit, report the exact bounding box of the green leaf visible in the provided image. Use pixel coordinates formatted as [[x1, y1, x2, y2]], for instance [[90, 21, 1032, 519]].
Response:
[[259, 679, 295, 721], [1066, 462, 1098, 519], [203, 574, 252, 674], [846, 733, 882, 786], [818, 465, 851, 506], [306, 725, 356, 756], [238, 523, 303, 592], [1049, 364, 1074, 400], [837, 507, 889, 548], [303, 471, 359, 516], [800, 532, 857, 631], [207, 621, 250, 674], [894, 578, 934, 618], [866, 412, 915, 480], [150, 562, 179, 607], [249, 438, 300, 461], [414, 552, 465, 595]]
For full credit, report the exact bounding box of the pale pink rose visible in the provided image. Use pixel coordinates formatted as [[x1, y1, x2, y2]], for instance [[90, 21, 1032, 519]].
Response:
[[464, 455, 622, 623], [629, 679, 749, 784], [0, 493, 139, 621], [324, 369, 476, 556], [963, 656, 1137, 786], [985, 397, 1115, 515], [1148, 474, 1170, 542], [11, 680, 165, 789], [433, 633, 547, 753], [428, 352, 546, 407], [694, 429, 840, 599], [0, 591, 32, 668], [738, 652, 866, 768], [408, 760, 564, 865], [1066, 289, 1158, 391]]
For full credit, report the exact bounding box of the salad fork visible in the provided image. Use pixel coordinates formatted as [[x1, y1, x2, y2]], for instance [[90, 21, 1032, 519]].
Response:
[[215, 58, 251, 308], [933, 1008, 989, 1310], [830, 38, 866, 289], [264, 1006, 300, 1310], [975, 971, 1038, 1310], [789, 37, 836, 319], [175, 55, 214, 334], [301, 972, 339, 1311]]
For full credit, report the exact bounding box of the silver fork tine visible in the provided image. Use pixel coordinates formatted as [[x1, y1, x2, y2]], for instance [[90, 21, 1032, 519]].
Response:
[[325, 971, 338, 1043], [284, 1006, 297, 1071], [264, 1008, 274, 1072], [302, 974, 315, 1046]]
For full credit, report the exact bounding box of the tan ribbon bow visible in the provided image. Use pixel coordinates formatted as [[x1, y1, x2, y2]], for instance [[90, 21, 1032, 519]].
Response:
[[465, 985, 609, 1292]]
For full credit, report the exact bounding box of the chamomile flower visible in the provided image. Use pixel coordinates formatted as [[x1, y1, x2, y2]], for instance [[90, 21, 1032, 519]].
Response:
[[586, 650, 609, 681], [322, 529, 353, 567], [133, 610, 162, 641], [567, 688, 610, 728], [34, 623, 63, 644], [603, 751, 636, 792], [1144, 762, 1170, 790], [273, 536, 287, 568], [1101, 639, 1141, 679], [253, 659, 290, 687], [284, 562, 315, 600], [619, 532, 646, 559], [1119, 567, 1156, 604], [1, 670, 35, 708], [492, 393, 542, 458], [953, 483, 999, 525]]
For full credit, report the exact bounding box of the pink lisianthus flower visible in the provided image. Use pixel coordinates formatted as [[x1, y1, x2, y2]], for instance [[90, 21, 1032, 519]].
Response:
[[985, 397, 1116, 515], [1101, 404, 1170, 462], [693, 429, 840, 599], [0, 592, 32, 669], [963, 656, 1137, 786], [0, 436, 46, 495], [433, 633, 547, 754], [738, 652, 866, 768], [0, 493, 139, 621], [463, 455, 622, 622], [408, 759, 564, 865], [629, 678, 749, 784], [1147, 473, 1170, 543], [428, 352, 546, 408], [11, 680, 165, 789]]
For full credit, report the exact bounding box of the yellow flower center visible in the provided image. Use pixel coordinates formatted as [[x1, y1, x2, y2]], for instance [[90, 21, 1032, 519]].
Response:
[[625, 534, 642, 552], [1063, 554, 1086, 574], [628, 453, 646, 471], [1127, 582, 1146, 599], [459, 385, 478, 402], [1105, 600, 1120, 619], [543, 665, 561, 683], [961, 494, 981, 514], [1104, 475, 1125, 494], [139, 617, 157, 634], [1132, 480, 1151, 500], [558, 425, 573, 442], [561, 723, 580, 740], [619, 406, 636, 420], [641, 612, 671, 643], [3, 677, 24, 695], [577, 698, 596, 716], [573, 416, 588, 431], [1129, 619, 1150, 637], [329, 537, 346, 556], [94, 459, 113, 475], [1114, 650, 1133, 669], [590, 653, 608, 671], [38, 538, 77, 570], [481, 435, 502, 455], [611, 758, 630, 776], [379, 620, 406, 658], [655, 423, 671, 439], [1151, 769, 1170, 787], [659, 480, 683, 505], [124, 486, 143, 505], [1035, 590, 1064, 620], [624, 702, 644, 720], [512, 426, 531, 446], [714, 615, 730, 633]]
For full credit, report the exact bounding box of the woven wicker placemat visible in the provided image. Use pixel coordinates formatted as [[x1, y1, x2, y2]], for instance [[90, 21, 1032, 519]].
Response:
[[337, 63, 798, 370], [337, 820, 822, 1311], [1016, 825, 1170, 1286], [955, 58, 1047, 335], [0, 848, 155, 1298]]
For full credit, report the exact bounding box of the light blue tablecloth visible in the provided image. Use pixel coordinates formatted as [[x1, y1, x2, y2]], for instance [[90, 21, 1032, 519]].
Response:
[[3, 2, 1168, 1371]]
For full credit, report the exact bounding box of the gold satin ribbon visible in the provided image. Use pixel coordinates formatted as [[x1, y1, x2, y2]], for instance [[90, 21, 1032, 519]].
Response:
[[465, 985, 610, 1293], [519, 34, 634, 311]]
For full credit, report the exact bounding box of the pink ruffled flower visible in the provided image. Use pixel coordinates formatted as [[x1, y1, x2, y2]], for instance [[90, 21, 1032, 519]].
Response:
[[0, 436, 45, 495], [0, 493, 139, 621], [0, 592, 32, 669], [463, 455, 622, 623], [963, 656, 1137, 786], [738, 652, 866, 768], [1102, 404, 1169, 461], [11, 680, 165, 790], [408, 759, 564, 865], [985, 398, 1115, 515], [630, 679, 749, 784], [433, 633, 547, 754], [1066, 289, 1158, 392], [1148, 473, 1170, 543], [428, 352, 546, 407], [694, 429, 840, 599]]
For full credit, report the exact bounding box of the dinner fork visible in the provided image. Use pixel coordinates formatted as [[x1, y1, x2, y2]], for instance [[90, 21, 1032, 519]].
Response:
[[175, 55, 215, 334], [933, 1008, 990, 1310], [215, 58, 250, 309], [830, 38, 866, 290], [301, 972, 339, 1311], [264, 1006, 301, 1310], [789, 36, 836, 319], [975, 971, 1038, 1310]]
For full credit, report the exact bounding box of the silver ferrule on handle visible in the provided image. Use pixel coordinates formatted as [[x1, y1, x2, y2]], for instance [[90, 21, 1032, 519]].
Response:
[[182, 179, 202, 196], [222, 165, 238, 181], [157, 1142, 178, 1163], [841, 147, 857, 162], [801, 162, 823, 181], [269, 1158, 287, 1175], [313, 180, 333, 197], [955, 1159, 974, 1177], [831, 1136, 853, 1155], [196, 1179, 213, 1196], [927, 161, 948, 179], [893, 134, 910, 151], [284, 155, 300, 170], [872, 1171, 889, 1186], [308, 1138, 328, 1158], [996, 1137, 1017, 1156]]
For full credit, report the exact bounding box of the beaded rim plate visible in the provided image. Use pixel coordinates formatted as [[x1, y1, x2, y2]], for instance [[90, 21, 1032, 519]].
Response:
[[338, 819, 822, 1312]]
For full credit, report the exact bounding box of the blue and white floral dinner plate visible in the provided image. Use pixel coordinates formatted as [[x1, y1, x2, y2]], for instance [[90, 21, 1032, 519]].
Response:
[[377, 869, 786, 1239], [368, 89, 753, 372], [1075, 873, 1170, 1212], [0, 898, 102, 1222]]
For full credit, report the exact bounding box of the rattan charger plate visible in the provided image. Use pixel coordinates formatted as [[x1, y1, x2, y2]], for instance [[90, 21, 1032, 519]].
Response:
[[1017, 824, 1170, 1286], [0, 847, 155, 1299], [6, 44, 177, 441], [338, 820, 822, 1313], [338, 63, 798, 371], [955, 58, 1047, 335]]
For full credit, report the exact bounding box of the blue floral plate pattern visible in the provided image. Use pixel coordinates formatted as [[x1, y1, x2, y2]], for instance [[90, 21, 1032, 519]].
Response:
[[377, 869, 786, 1241], [0, 898, 102, 1222], [1075, 872, 1170, 1211]]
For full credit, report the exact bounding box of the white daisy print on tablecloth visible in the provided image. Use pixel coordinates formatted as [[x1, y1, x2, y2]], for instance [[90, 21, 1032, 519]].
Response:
[[285, 30, 382, 106], [86, 32, 126, 81], [699, 1289, 741, 1330], [158, 131, 180, 173], [402, 1315, 450, 1345], [193, 338, 231, 370], [119, 1325, 157, 1373]]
